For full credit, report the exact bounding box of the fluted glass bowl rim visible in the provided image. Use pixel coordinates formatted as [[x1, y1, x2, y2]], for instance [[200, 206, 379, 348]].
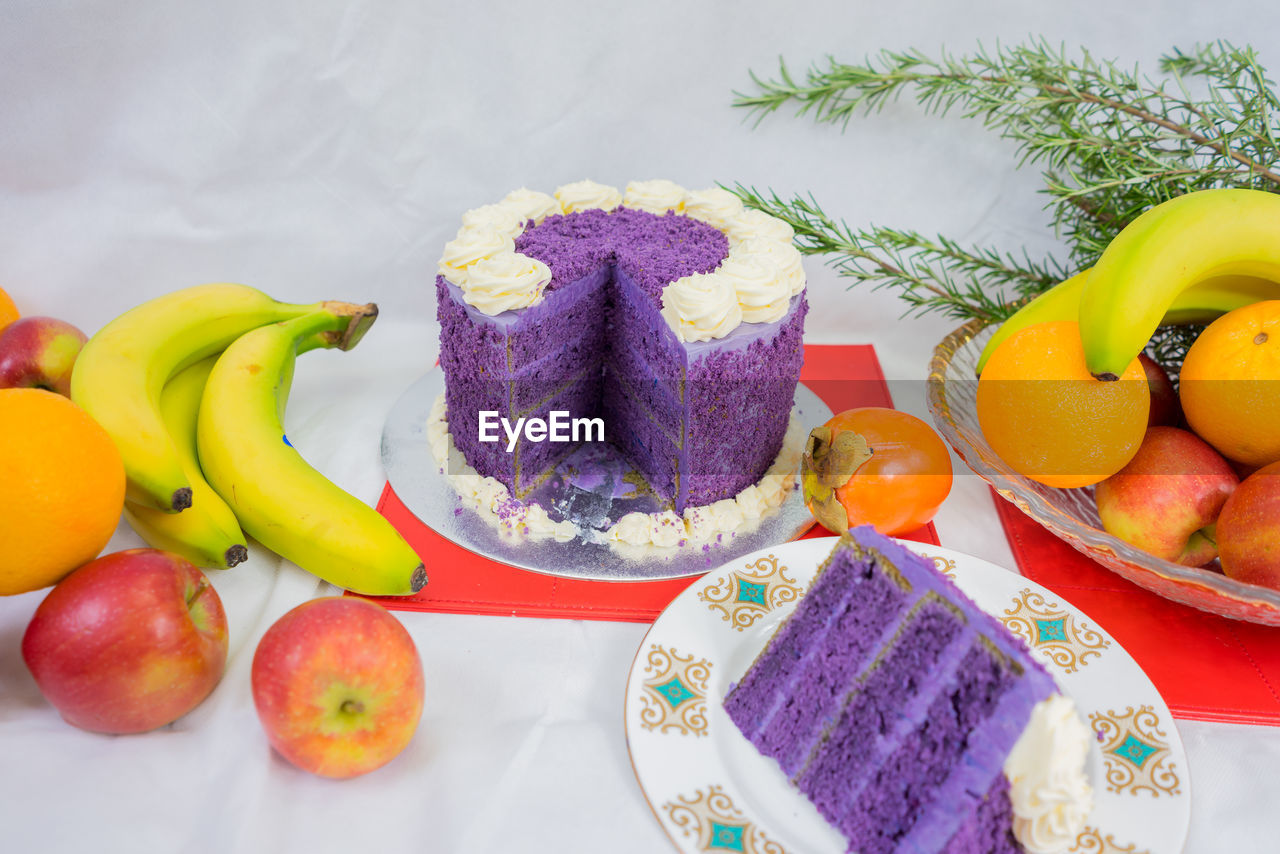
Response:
[[927, 317, 1280, 625]]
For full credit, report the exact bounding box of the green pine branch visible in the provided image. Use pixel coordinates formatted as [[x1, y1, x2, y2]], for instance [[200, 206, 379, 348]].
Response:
[[731, 39, 1280, 356]]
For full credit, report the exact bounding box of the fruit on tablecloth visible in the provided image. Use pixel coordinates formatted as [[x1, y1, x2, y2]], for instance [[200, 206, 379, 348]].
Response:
[[976, 321, 1149, 489], [0, 316, 89, 396], [801, 407, 952, 536], [1179, 300, 1280, 468], [0, 286, 18, 332], [1217, 462, 1280, 589], [70, 283, 352, 513], [122, 356, 248, 569], [974, 266, 1277, 376], [1138, 354, 1181, 428], [251, 596, 424, 779], [1078, 188, 1280, 380], [21, 549, 228, 734], [0, 389, 125, 595], [196, 309, 426, 596], [1094, 426, 1239, 566]]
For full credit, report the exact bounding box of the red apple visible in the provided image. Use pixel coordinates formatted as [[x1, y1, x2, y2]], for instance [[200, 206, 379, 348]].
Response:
[[1094, 426, 1239, 566], [21, 549, 228, 734], [251, 596, 424, 779], [1138, 353, 1181, 428], [1217, 462, 1280, 588], [0, 316, 89, 396]]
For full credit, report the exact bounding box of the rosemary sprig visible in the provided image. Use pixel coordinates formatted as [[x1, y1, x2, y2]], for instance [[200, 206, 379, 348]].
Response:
[[729, 184, 1068, 323], [732, 39, 1280, 355]]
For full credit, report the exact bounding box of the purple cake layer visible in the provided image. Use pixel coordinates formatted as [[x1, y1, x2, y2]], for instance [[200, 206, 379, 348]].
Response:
[[939, 776, 1020, 854], [516, 208, 728, 297], [436, 205, 806, 510], [723, 527, 1056, 854], [724, 548, 915, 775]]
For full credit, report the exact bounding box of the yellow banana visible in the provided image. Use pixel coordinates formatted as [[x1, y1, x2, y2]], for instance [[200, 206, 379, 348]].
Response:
[[977, 264, 1280, 374], [1078, 188, 1280, 379], [122, 356, 249, 569], [196, 305, 427, 596], [976, 270, 1090, 374], [71, 283, 341, 512]]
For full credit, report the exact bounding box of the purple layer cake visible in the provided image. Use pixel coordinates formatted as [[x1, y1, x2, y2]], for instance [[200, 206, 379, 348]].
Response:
[[435, 180, 808, 513], [724, 527, 1090, 854]]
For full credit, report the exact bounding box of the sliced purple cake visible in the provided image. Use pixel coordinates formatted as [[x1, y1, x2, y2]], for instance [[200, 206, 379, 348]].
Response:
[[435, 179, 808, 513], [724, 527, 1093, 854]]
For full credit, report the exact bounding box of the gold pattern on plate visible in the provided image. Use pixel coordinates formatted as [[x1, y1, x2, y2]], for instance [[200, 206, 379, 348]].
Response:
[[1001, 588, 1110, 673], [1070, 826, 1151, 854], [1090, 705, 1181, 798], [931, 556, 957, 579], [663, 785, 787, 853], [699, 554, 803, 632], [638, 645, 711, 737]]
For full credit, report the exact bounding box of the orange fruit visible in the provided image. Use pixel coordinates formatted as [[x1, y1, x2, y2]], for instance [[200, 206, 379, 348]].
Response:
[[1180, 300, 1280, 468], [0, 286, 18, 333], [0, 389, 126, 595], [977, 321, 1149, 489]]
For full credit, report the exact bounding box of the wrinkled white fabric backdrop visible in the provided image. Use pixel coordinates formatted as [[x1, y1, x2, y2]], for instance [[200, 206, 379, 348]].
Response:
[[2, 1, 1278, 851]]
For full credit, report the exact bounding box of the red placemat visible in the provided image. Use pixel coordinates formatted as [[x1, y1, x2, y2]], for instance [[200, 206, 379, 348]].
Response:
[[365, 344, 938, 623], [993, 488, 1280, 725]]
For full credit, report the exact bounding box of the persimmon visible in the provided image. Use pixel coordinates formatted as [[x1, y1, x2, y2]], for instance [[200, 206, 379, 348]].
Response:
[[801, 407, 952, 536]]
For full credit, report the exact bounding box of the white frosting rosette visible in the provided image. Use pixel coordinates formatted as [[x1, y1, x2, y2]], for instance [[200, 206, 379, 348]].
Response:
[[1004, 695, 1095, 854], [554, 179, 622, 213], [683, 187, 745, 230], [501, 187, 561, 226], [715, 256, 791, 324], [623, 179, 687, 214], [659, 272, 744, 343], [732, 236, 807, 297], [438, 224, 516, 286], [458, 251, 552, 315], [726, 207, 796, 243], [461, 203, 525, 238]]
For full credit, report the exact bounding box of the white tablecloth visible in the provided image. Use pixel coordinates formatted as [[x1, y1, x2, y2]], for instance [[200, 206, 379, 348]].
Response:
[[3, 2, 1280, 851]]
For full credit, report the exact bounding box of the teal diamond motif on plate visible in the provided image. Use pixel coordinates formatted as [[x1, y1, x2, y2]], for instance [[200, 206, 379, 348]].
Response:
[[736, 579, 768, 606], [1112, 734, 1158, 767], [654, 677, 696, 709], [1035, 617, 1068, 643], [707, 821, 746, 851]]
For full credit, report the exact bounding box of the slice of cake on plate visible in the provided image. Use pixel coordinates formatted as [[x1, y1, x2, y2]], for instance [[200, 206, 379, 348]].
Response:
[[723, 526, 1093, 854]]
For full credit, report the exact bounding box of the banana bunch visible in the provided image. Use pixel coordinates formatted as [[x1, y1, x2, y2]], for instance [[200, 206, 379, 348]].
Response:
[[71, 284, 426, 596], [980, 189, 1280, 376]]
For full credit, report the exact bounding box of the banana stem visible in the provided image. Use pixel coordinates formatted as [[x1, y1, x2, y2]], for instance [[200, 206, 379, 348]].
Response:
[[317, 302, 379, 351]]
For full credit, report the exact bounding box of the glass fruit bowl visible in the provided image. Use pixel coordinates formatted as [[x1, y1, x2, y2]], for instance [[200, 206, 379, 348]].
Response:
[[927, 318, 1280, 625]]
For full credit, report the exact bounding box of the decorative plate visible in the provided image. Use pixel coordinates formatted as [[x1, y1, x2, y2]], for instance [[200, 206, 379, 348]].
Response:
[[928, 318, 1280, 625], [380, 368, 830, 582], [623, 537, 1190, 854]]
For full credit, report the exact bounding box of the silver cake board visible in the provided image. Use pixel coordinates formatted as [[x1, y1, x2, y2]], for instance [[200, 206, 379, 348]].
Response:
[[380, 368, 832, 582]]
